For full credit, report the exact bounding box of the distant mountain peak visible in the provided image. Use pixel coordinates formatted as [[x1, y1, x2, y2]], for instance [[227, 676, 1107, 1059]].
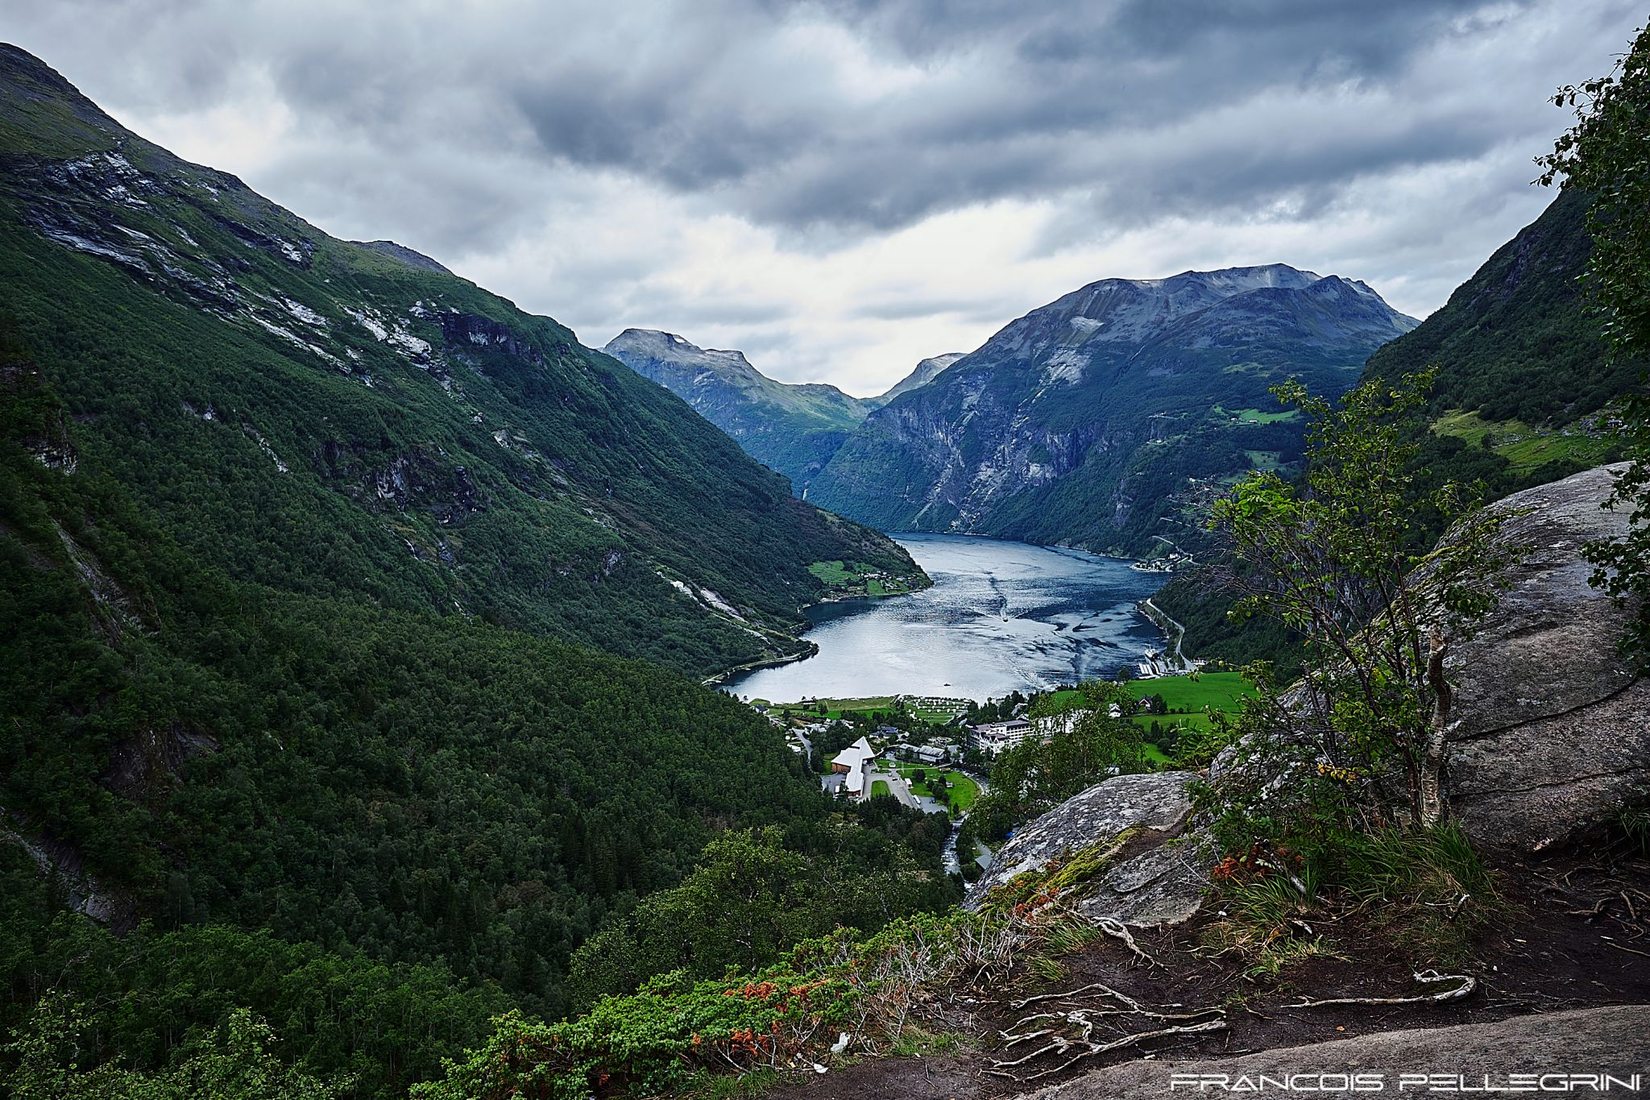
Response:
[[809, 261, 1418, 550], [878, 351, 969, 403], [603, 328, 874, 493]]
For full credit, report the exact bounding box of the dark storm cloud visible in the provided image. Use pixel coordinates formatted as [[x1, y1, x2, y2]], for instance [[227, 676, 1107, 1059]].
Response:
[[2, 0, 1643, 392], [474, 0, 1548, 234], [10, 0, 1632, 248]]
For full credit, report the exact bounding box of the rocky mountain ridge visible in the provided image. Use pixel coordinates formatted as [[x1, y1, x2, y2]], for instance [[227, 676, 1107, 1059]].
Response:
[[602, 328, 969, 494], [602, 327, 875, 493], [879, 350, 967, 403], [808, 264, 1417, 553]]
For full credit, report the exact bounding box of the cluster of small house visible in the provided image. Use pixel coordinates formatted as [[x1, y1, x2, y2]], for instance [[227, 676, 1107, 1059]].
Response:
[[758, 691, 1155, 807], [823, 732, 965, 801], [969, 703, 1124, 755], [1128, 551, 1190, 574]]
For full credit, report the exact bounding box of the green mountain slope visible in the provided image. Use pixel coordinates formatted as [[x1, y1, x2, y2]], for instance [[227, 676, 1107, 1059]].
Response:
[[0, 44, 922, 679], [809, 265, 1417, 555], [602, 328, 876, 494], [1360, 187, 1634, 490], [0, 43, 947, 1094]]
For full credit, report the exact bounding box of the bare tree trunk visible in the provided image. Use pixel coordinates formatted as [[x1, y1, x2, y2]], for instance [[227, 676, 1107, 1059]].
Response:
[[1417, 629, 1453, 828]]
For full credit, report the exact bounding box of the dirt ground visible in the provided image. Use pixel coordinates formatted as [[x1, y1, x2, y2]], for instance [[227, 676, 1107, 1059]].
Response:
[[767, 847, 1650, 1100]]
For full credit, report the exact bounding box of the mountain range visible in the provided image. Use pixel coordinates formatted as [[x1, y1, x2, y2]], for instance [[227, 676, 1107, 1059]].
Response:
[[602, 328, 964, 494], [806, 264, 1419, 554]]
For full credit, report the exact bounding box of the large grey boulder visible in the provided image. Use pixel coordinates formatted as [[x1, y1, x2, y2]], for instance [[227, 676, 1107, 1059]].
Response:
[[1017, 1005, 1650, 1099], [1445, 464, 1649, 852], [963, 771, 1209, 928]]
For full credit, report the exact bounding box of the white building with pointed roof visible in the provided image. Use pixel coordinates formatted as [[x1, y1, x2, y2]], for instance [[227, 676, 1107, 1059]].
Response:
[[830, 736, 877, 796]]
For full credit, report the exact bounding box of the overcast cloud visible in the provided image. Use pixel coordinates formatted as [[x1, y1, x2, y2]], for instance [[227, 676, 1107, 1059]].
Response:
[[4, 0, 1642, 394]]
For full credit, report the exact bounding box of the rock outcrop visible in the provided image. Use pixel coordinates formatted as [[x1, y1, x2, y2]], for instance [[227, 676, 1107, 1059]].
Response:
[[1445, 463, 1648, 852], [1017, 1005, 1650, 1099], [963, 771, 1209, 928]]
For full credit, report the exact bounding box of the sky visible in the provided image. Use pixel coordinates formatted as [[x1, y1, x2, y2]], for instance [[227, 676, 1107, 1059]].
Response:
[[4, 1, 1642, 396]]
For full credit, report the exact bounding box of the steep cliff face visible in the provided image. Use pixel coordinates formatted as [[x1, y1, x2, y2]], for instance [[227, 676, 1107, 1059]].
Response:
[[809, 265, 1416, 553]]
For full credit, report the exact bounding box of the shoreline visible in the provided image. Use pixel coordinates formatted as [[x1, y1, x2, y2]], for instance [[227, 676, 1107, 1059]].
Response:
[[1138, 596, 1191, 671], [709, 537, 1174, 702], [701, 638, 819, 687], [708, 568, 930, 687]]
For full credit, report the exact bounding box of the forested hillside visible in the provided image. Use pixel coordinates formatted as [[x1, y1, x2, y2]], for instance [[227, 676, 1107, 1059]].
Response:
[[1361, 187, 1633, 503], [0, 44, 948, 1098]]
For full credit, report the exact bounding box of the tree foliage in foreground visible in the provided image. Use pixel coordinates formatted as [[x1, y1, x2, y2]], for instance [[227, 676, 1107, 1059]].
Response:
[[1540, 22, 1650, 661], [1207, 373, 1517, 837], [567, 815, 958, 1010], [7, 1000, 345, 1100]]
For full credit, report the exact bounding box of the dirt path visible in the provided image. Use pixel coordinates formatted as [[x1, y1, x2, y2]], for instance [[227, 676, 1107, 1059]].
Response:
[[768, 850, 1650, 1100]]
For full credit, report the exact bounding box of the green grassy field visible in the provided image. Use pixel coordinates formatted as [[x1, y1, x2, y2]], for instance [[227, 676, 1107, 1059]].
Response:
[[1244, 449, 1285, 473], [807, 560, 856, 586], [893, 764, 980, 812], [871, 779, 891, 798], [1131, 671, 1255, 711], [755, 696, 898, 720], [1430, 408, 1619, 475], [1211, 404, 1301, 425], [1129, 671, 1256, 734], [808, 560, 918, 598]]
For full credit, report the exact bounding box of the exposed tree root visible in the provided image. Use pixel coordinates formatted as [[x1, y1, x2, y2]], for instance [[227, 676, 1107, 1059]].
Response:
[[1096, 917, 1155, 965], [988, 984, 1227, 1082], [1284, 968, 1476, 1009]]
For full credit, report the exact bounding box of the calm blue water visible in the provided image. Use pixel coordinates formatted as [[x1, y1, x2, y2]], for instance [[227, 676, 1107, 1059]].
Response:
[[724, 534, 1167, 703]]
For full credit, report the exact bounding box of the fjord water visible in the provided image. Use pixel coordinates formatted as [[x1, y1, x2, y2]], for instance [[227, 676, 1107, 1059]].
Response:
[[725, 534, 1168, 702]]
